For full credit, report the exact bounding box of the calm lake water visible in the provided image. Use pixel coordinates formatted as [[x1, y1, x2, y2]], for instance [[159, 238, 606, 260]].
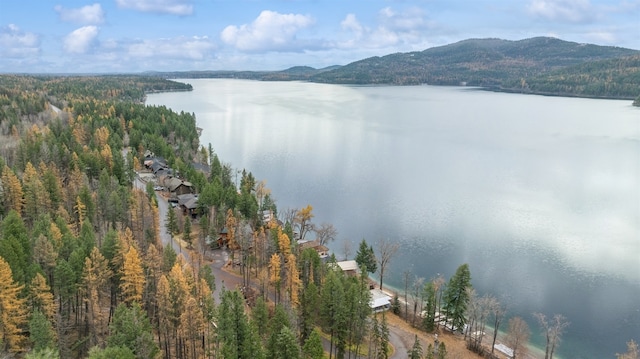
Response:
[[147, 79, 640, 359]]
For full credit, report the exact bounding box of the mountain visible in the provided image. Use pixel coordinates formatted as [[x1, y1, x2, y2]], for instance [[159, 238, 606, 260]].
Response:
[[309, 37, 639, 91], [149, 37, 640, 101]]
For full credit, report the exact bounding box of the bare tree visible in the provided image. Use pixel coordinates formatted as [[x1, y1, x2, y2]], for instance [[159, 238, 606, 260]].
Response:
[[377, 239, 399, 291], [490, 297, 506, 355], [534, 313, 570, 359], [432, 274, 446, 330], [314, 222, 338, 246], [279, 207, 297, 228], [341, 238, 352, 261], [507, 316, 530, 359], [403, 270, 411, 320], [411, 276, 425, 326]]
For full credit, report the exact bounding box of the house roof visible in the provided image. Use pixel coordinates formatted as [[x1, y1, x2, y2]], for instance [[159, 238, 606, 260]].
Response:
[[177, 194, 198, 209], [336, 260, 359, 272], [298, 240, 329, 253], [167, 178, 193, 192], [370, 289, 391, 309]]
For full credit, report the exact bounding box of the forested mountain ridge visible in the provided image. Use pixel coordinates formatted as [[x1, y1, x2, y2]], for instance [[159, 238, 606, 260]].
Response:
[[309, 37, 639, 95], [147, 37, 640, 102]]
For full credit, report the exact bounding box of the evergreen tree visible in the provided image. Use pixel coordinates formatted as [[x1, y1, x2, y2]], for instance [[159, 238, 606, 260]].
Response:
[[162, 244, 177, 273], [355, 239, 377, 274], [29, 309, 56, 351], [408, 334, 423, 359], [267, 304, 291, 359], [166, 207, 178, 235], [443, 263, 472, 332], [0, 210, 31, 283], [423, 281, 437, 332], [299, 281, 320, 342], [86, 345, 135, 359], [251, 296, 269, 341], [108, 302, 158, 359], [24, 347, 60, 359], [273, 327, 300, 359], [302, 329, 324, 359], [183, 215, 192, 247], [219, 290, 261, 359]]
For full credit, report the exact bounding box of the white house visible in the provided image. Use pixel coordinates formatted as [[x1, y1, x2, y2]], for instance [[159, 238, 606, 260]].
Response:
[[370, 289, 392, 312]]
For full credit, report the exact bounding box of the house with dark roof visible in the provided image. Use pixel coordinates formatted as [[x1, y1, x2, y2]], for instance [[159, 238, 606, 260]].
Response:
[[166, 177, 194, 196], [177, 193, 198, 217]]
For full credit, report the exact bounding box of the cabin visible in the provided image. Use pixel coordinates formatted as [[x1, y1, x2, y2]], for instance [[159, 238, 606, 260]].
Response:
[[298, 239, 329, 259], [166, 177, 194, 196], [177, 193, 198, 217], [335, 260, 360, 276], [370, 289, 392, 312]]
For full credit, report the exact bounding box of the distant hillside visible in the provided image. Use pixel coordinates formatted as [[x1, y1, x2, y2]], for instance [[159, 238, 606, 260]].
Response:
[[310, 37, 638, 89], [150, 37, 640, 102]]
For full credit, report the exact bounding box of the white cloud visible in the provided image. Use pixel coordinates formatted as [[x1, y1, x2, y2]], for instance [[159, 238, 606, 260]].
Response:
[[584, 30, 617, 44], [55, 3, 105, 25], [64, 26, 99, 54], [115, 0, 193, 15], [339, 7, 434, 50], [127, 36, 215, 59], [0, 24, 40, 58], [378, 7, 428, 32], [221, 10, 317, 52], [527, 0, 596, 23]]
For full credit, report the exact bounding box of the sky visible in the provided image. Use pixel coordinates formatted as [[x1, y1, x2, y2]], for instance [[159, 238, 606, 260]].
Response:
[[1, 0, 639, 73]]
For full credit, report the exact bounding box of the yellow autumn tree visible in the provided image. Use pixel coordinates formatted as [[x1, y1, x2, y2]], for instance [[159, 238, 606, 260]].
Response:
[[94, 126, 110, 148], [83, 247, 112, 347], [120, 245, 145, 304], [156, 275, 173, 357], [180, 296, 204, 359], [285, 253, 301, 306], [74, 195, 86, 234], [295, 204, 314, 241], [277, 227, 291, 257], [29, 273, 55, 320], [0, 257, 28, 352], [1, 165, 24, 215], [22, 161, 51, 223], [269, 253, 282, 304]]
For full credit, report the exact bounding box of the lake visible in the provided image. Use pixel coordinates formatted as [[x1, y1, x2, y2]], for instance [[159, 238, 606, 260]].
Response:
[[147, 79, 640, 359]]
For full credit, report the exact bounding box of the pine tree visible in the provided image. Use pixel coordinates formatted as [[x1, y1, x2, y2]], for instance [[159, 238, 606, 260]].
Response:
[[302, 329, 324, 359], [408, 334, 423, 359], [355, 239, 377, 274], [29, 308, 56, 351], [443, 263, 472, 332], [251, 296, 269, 341], [107, 302, 158, 359], [273, 327, 300, 359], [0, 256, 28, 352], [183, 215, 192, 248]]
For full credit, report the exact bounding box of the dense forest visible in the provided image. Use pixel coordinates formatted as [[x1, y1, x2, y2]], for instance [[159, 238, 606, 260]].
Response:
[[1, 75, 637, 359], [149, 37, 640, 103]]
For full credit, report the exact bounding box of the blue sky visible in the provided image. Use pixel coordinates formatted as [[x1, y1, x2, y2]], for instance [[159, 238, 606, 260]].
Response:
[[1, 0, 639, 73]]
